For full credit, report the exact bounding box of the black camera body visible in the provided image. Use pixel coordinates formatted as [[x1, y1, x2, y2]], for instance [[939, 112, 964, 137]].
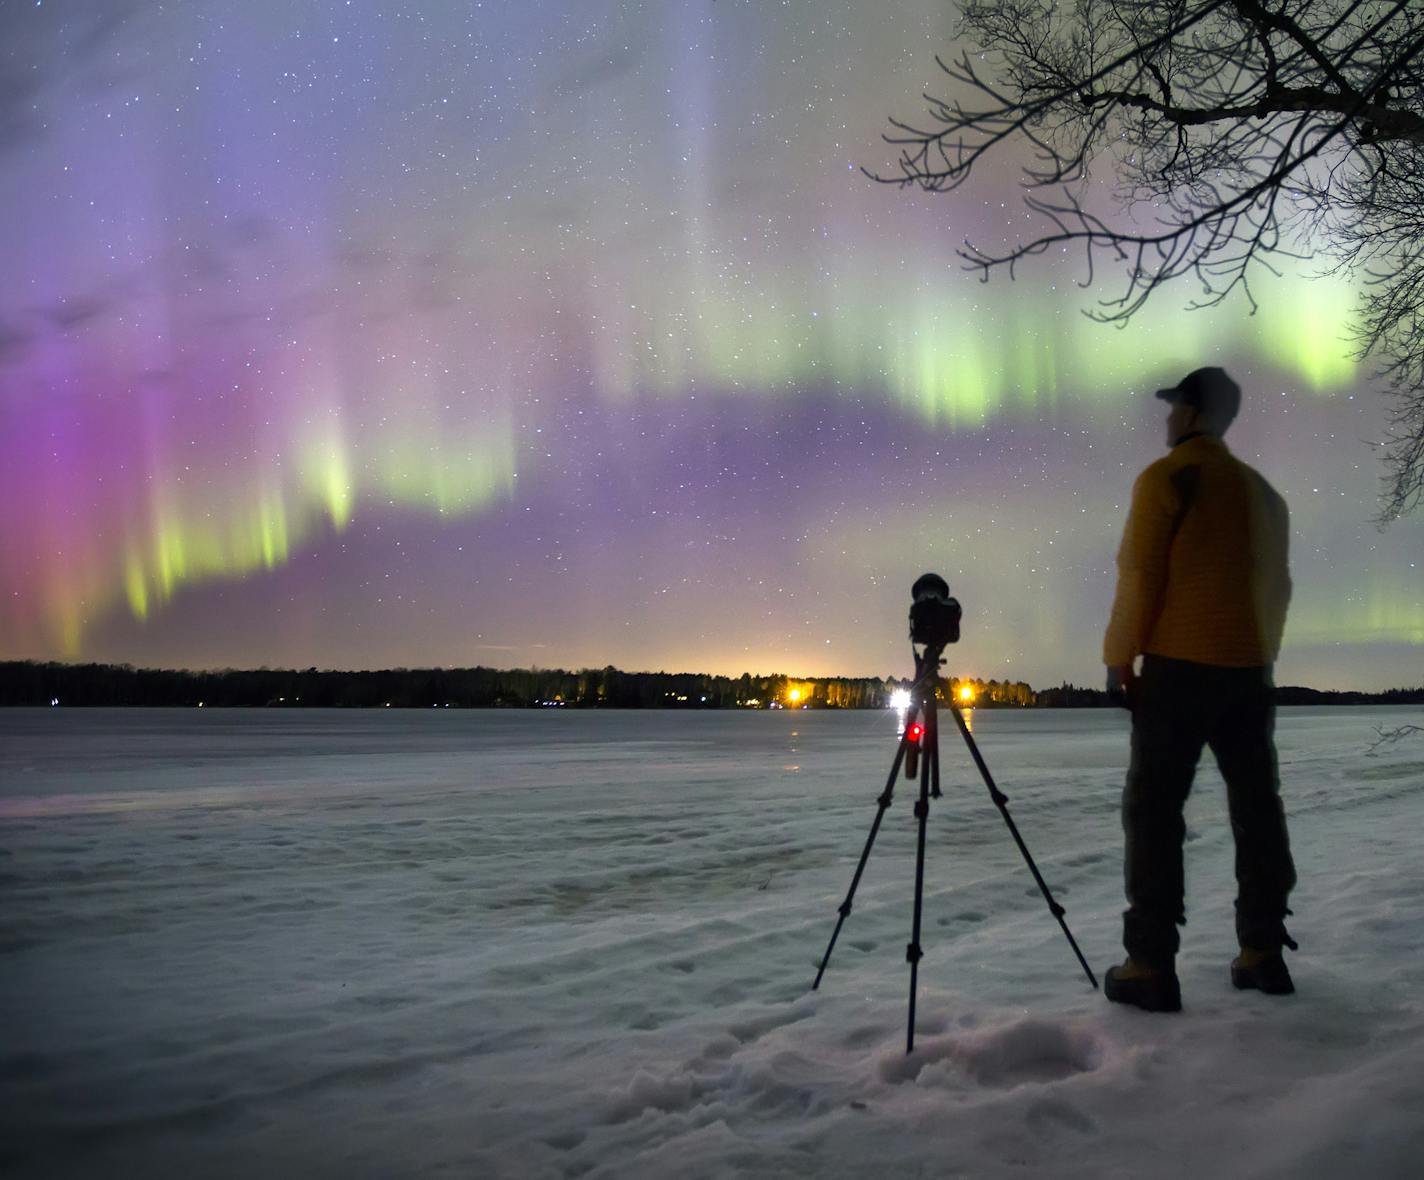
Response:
[[909, 573, 961, 648]]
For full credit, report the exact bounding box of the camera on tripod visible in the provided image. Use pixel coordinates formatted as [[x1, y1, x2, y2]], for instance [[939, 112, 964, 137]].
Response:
[[909, 573, 961, 649], [811, 572, 1097, 1053]]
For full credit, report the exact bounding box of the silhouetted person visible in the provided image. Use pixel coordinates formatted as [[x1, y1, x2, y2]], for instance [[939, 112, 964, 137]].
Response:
[[1102, 367, 1297, 1012]]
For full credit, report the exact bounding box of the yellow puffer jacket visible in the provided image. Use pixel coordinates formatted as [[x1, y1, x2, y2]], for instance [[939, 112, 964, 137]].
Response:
[[1104, 434, 1291, 669]]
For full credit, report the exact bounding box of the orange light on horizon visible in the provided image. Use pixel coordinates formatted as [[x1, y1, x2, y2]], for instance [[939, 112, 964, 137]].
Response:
[[959, 685, 975, 703]]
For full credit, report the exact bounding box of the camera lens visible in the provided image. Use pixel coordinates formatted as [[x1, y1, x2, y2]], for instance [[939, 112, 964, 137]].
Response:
[[912, 572, 950, 602]]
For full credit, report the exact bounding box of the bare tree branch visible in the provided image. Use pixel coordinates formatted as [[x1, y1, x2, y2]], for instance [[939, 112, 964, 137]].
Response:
[[877, 0, 1424, 522], [1364, 721, 1423, 755]]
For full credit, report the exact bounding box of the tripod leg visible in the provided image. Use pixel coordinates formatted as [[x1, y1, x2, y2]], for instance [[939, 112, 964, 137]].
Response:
[[945, 704, 1099, 990], [812, 738, 909, 990], [929, 698, 942, 800], [905, 706, 936, 1053]]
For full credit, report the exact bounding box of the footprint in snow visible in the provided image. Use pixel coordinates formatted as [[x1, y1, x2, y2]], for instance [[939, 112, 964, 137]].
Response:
[[1025, 1095, 1097, 1137]]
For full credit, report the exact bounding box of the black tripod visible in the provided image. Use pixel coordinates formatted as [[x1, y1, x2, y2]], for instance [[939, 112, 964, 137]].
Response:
[[812, 640, 1099, 1054]]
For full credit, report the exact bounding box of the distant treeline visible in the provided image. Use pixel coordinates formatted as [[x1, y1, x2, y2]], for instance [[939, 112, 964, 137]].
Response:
[[2, 661, 1421, 709]]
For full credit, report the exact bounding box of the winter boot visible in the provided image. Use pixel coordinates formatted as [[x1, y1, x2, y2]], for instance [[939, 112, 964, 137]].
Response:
[[1231, 947, 1294, 995], [1105, 957, 1182, 1012]]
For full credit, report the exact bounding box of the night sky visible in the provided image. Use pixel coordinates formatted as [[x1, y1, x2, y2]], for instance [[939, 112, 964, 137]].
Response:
[[2, 1, 1420, 690]]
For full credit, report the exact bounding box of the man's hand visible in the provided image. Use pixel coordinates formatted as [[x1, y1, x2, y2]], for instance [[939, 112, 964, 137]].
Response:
[[1106, 664, 1137, 710]]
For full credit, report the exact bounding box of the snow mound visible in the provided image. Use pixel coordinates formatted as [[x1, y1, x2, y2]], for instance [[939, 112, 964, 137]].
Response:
[[880, 1017, 1107, 1088]]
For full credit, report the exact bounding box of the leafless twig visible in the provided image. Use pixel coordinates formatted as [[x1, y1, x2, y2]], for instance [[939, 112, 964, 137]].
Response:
[[1364, 722, 1424, 755]]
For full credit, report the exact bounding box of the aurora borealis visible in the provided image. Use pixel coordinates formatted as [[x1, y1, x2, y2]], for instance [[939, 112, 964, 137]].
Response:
[[1, 1, 1420, 690]]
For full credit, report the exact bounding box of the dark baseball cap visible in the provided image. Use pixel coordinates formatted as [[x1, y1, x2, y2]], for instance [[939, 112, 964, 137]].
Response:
[[1155, 366, 1240, 421]]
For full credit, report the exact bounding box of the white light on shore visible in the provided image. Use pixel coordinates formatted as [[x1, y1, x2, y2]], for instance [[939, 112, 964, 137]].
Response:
[[890, 689, 911, 710]]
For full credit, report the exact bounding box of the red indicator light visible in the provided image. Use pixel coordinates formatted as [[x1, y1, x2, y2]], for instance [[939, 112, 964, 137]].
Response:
[[906, 722, 924, 743]]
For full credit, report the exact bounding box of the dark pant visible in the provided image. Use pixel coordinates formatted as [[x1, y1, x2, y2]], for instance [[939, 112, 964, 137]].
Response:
[[1122, 655, 1296, 967]]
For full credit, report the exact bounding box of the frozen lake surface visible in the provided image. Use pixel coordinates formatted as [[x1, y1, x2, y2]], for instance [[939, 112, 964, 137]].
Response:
[[3, 706, 1424, 1178]]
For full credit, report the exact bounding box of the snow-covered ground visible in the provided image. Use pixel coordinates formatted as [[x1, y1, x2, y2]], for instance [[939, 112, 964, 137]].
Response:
[[2, 706, 1422, 1179]]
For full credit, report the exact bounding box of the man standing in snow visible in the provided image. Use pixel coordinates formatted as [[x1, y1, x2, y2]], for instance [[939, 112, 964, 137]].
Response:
[[1102, 367, 1297, 1012]]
